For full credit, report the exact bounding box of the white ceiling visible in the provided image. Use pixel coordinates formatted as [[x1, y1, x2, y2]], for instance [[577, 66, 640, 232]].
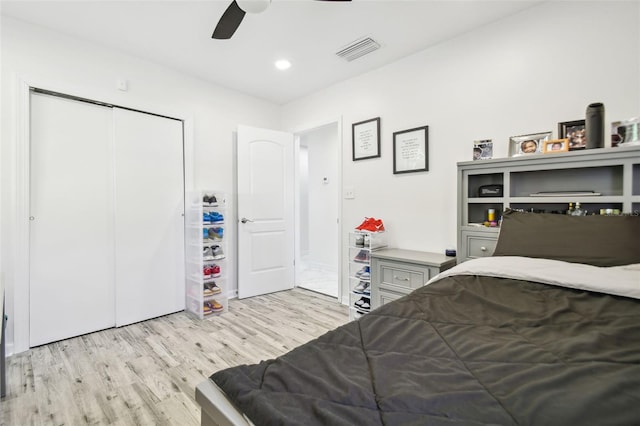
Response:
[[1, 0, 543, 105]]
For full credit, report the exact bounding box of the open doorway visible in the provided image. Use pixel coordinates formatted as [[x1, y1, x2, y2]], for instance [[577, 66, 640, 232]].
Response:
[[295, 121, 340, 298]]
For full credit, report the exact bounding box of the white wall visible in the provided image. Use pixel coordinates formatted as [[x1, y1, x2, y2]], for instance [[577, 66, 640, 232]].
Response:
[[281, 1, 640, 302], [1, 16, 280, 353], [299, 123, 339, 270]]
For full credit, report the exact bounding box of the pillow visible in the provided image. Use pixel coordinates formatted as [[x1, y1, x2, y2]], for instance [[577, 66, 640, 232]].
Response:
[[492, 210, 640, 267]]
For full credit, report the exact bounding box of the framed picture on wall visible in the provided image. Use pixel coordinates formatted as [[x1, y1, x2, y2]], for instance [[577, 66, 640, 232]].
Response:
[[393, 125, 428, 174], [508, 131, 551, 156], [352, 117, 381, 161], [558, 120, 586, 150]]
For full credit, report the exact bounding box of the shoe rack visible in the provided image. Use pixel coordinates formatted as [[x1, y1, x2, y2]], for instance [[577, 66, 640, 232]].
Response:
[[185, 190, 228, 319], [348, 230, 387, 320]]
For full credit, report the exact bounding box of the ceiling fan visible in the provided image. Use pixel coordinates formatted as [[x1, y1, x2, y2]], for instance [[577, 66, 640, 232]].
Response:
[[212, 0, 351, 40]]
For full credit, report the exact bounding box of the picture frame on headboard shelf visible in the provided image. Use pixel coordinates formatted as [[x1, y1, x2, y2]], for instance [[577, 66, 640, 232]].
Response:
[[473, 140, 493, 160], [542, 138, 569, 154], [558, 119, 586, 150], [508, 131, 551, 157]]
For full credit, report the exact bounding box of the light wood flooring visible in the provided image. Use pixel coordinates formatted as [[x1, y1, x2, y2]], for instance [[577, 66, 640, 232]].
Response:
[[0, 288, 348, 425]]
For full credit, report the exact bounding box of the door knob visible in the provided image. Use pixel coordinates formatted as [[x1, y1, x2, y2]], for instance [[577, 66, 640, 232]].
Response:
[[240, 217, 254, 224]]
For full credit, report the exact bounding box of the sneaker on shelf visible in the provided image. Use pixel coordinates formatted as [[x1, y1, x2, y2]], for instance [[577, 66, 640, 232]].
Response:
[[203, 246, 214, 260], [355, 218, 375, 230], [353, 250, 369, 263], [205, 281, 222, 295], [203, 228, 210, 240], [360, 218, 385, 232], [355, 297, 371, 310], [210, 212, 224, 223], [203, 194, 218, 206], [211, 264, 222, 278], [209, 227, 224, 241], [211, 245, 225, 259], [206, 300, 224, 313], [355, 265, 371, 279], [354, 234, 365, 247], [203, 212, 212, 224], [354, 297, 371, 311], [363, 234, 370, 247], [353, 281, 370, 294], [203, 302, 213, 315], [203, 265, 215, 278]]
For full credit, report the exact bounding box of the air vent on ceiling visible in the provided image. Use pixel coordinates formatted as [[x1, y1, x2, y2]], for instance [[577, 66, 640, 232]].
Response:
[[336, 37, 381, 62]]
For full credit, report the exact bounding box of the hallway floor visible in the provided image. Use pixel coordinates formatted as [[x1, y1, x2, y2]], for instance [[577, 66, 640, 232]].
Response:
[[297, 260, 338, 298]]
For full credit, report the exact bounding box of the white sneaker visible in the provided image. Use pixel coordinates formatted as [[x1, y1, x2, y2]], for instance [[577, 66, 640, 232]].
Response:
[[353, 281, 370, 294], [203, 246, 214, 260]]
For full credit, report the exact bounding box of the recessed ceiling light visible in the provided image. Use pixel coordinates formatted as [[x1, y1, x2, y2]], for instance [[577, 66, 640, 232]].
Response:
[[275, 59, 291, 70]]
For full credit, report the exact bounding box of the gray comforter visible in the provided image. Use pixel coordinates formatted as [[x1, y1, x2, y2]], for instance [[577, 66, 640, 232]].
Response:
[[211, 273, 640, 425]]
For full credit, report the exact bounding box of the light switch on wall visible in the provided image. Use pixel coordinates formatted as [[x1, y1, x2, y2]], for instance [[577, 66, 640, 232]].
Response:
[[344, 187, 355, 199]]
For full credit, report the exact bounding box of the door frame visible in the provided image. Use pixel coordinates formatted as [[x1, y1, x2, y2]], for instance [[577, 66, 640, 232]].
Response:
[[291, 117, 344, 304], [7, 74, 195, 354]]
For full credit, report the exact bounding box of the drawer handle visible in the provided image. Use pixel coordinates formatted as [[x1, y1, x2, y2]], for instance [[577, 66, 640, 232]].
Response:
[[394, 276, 410, 281], [480, 246, 487, 251]]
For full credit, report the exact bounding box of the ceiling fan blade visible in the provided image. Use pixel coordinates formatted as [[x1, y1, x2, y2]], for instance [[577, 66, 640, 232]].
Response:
[[212, 0, 246, 40]]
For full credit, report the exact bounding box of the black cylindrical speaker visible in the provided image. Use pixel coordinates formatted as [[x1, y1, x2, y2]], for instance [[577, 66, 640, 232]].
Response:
[[585, 102, 605, 149]]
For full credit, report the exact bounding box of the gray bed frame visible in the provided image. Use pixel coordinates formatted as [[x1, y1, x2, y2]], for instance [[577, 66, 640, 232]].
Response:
[[196, 379, 253, 426]]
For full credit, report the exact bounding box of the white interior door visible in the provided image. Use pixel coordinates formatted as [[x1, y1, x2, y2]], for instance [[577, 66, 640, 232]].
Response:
[[237, 125, 294, 298], [29, 92, 115, 347], [113, 108, 185, 326]]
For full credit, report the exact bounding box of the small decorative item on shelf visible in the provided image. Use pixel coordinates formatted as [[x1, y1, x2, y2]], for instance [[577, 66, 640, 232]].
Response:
[[585, 102, 605, 149], [612, 117, 640, 147], [473, 139, 493, 160], [542, 139, 569, 154], [558, 119, 586, 150], [508, 131, 552, 156]]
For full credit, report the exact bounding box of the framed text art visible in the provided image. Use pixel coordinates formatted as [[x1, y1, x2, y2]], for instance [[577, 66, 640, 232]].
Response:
[[352, 117, 381, 161], [393, 126, 428, 174]]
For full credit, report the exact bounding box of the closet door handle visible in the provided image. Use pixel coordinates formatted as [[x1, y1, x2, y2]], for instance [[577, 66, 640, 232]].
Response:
[[240, 217, 254, 224]]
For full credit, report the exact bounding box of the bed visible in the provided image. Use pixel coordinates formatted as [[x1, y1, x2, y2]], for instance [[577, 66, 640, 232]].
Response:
[[196, 211, 640, 425]]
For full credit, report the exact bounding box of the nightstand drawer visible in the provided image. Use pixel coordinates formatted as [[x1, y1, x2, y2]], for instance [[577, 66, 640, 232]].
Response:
[[377, 260, 433, 291], [375, 285, 411, 307], [466, 234, 497, 258]]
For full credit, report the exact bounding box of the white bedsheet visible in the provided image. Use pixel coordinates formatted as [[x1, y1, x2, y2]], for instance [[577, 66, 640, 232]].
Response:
[[430, 256, 640, 300]]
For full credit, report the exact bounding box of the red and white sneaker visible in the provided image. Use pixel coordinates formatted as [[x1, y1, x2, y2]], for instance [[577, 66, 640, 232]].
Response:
[[211, 264, 221, 278], [355, 218, 375, 230], [359, 218, 385, 232]]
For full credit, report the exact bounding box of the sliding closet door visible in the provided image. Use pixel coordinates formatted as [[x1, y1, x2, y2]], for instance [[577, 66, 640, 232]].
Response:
[[29, 92, 115, 347], [113, 108, 185, 326]]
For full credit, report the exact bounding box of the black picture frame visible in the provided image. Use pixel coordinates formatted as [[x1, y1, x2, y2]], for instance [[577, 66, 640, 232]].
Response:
[[558, 119, 586, 150], [393, 125, 429, 174], [352, 117, 381, 161]]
